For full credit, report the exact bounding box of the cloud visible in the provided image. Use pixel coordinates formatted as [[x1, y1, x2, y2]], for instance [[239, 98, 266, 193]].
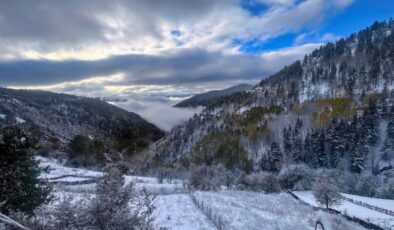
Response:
[[294, 32, 341, 45], [0, 43, 320, 87], [0, 0, 355, 130], [115, 100, 203, 131], [0, 0, 353, 60]]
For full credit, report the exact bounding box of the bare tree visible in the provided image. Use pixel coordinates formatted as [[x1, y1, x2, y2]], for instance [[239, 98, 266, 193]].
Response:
[[312, 180, 342, 210]]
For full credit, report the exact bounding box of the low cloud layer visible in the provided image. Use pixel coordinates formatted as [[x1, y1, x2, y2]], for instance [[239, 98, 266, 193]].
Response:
[[114, 99, 202, 131]]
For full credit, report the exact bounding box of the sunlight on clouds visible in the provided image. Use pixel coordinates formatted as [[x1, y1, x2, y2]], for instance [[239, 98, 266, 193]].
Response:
[[9, 73, 124, 91]]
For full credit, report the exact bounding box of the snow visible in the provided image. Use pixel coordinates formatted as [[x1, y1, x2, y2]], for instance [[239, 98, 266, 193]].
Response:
[[15, 116, 26, 123], [194, 190, 317, 230], [293, 191, 394, 230], [38, 156, 102, 179], [153, 194, 216, 230], [38, 156, 186, 195], [341, 193, 394, 212], [237, 106, 250, 114], [37, 157, 369, 230]]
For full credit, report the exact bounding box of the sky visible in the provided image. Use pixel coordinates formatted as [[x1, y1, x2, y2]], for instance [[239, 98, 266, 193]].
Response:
[[0, 0, 393, 130]]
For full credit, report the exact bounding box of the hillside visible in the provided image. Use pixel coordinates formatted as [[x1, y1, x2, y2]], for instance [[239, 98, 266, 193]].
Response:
[[174, 84, 253, 108], [0, 88, 164, 164], [146, 20, 394, 197]]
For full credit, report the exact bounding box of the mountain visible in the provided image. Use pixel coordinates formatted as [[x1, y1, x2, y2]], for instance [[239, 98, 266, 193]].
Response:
[[174, 84, 253, 108], [0, 88, 164, 164], [146, 20, 394, 179]]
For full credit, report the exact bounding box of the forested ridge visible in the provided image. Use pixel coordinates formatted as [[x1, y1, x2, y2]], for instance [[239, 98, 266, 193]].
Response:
[[145, 20, 394, 198]]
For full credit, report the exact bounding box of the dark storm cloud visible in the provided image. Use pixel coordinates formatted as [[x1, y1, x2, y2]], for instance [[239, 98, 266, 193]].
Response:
[[0, 49, 267, 86], [0, 44, 321, 86], [0, 0, 228, 46]]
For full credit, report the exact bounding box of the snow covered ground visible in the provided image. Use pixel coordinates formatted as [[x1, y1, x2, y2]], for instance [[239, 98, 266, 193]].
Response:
[[193, 191, 317, 230], [37, 157, 371, 230], [153, 194, 216, 230], [341, 193, 394, 212], [293, 191, 394, 230]]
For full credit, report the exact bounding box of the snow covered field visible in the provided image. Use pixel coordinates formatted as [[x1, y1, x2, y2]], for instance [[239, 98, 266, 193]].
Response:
[[37, 157, 374, 230], [341, 193, 394, 213], [194, 190, 317, 229], [293, 191, 394, 230], [153, 194, 216, 230]]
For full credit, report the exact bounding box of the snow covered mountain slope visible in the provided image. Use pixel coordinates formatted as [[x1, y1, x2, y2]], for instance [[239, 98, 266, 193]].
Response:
[[146, 20, 394, 177], [0, 88, 164, 160], [174, 84, 253, 108]]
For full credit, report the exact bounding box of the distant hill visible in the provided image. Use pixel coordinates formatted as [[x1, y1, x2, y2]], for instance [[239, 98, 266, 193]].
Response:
[[0, 88, 164, 163], [174, 84, 253, 108]]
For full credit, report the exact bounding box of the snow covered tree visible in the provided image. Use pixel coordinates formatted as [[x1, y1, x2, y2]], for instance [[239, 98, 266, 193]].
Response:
[[292, 118, 303, 163], [302, 133, 316, 167], [0, 125, 51, 214], [361, 98, 380, 146], [351, 136, 368, 173], [88, 166, 155, 230], [312, 180, 342, 210], [316, 131, 328, 167], [261, 142, 282, 172], [282, 126, 292, 155]]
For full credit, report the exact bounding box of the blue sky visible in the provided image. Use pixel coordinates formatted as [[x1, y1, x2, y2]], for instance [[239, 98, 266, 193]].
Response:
[[238, 0, 394, 53]]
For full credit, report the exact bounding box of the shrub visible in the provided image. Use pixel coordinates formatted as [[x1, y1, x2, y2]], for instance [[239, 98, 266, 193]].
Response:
[[278, 164, 314, 190], [261, 173, 280, 193], [355, 175, 379, 197], [377, 178, 394, 199], [188, 164, 234, 190]]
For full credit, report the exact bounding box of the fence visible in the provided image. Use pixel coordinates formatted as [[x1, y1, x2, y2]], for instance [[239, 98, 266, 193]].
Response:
[[0, 213, 29, 230], [288, 191, 386, 230], [342, 196, 394, 217], [189, 192, 226, 230]]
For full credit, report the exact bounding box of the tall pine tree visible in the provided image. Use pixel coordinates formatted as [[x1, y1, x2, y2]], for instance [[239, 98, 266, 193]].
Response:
[[0, 125, 52, 214]]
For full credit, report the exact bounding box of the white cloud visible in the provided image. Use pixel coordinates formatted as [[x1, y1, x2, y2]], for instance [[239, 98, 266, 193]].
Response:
[[0, 0, 354, 60], [294, 32, 341, 45]]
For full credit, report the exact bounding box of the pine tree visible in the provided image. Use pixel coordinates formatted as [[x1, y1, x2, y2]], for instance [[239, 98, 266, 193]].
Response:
[[292, 118, 303, 162], [282, 126, 292, 155], [0, 125, 52, 214], [329, 119, 344, 168], [351, 135, 368, 173], [262, 142, 282, 172], [316, 131, 328, 167], [362, 98, 380, 146]]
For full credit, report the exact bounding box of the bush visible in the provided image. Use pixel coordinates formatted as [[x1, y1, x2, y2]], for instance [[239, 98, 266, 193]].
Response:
[[377, 178, 394, 199], [236, 172, 279, 193], [261, 173, 280, 193], [67, 135, 106, 167], [188, 164, 234, 190], [355, 175, 379, 197], [278, 164, 314, 190]]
